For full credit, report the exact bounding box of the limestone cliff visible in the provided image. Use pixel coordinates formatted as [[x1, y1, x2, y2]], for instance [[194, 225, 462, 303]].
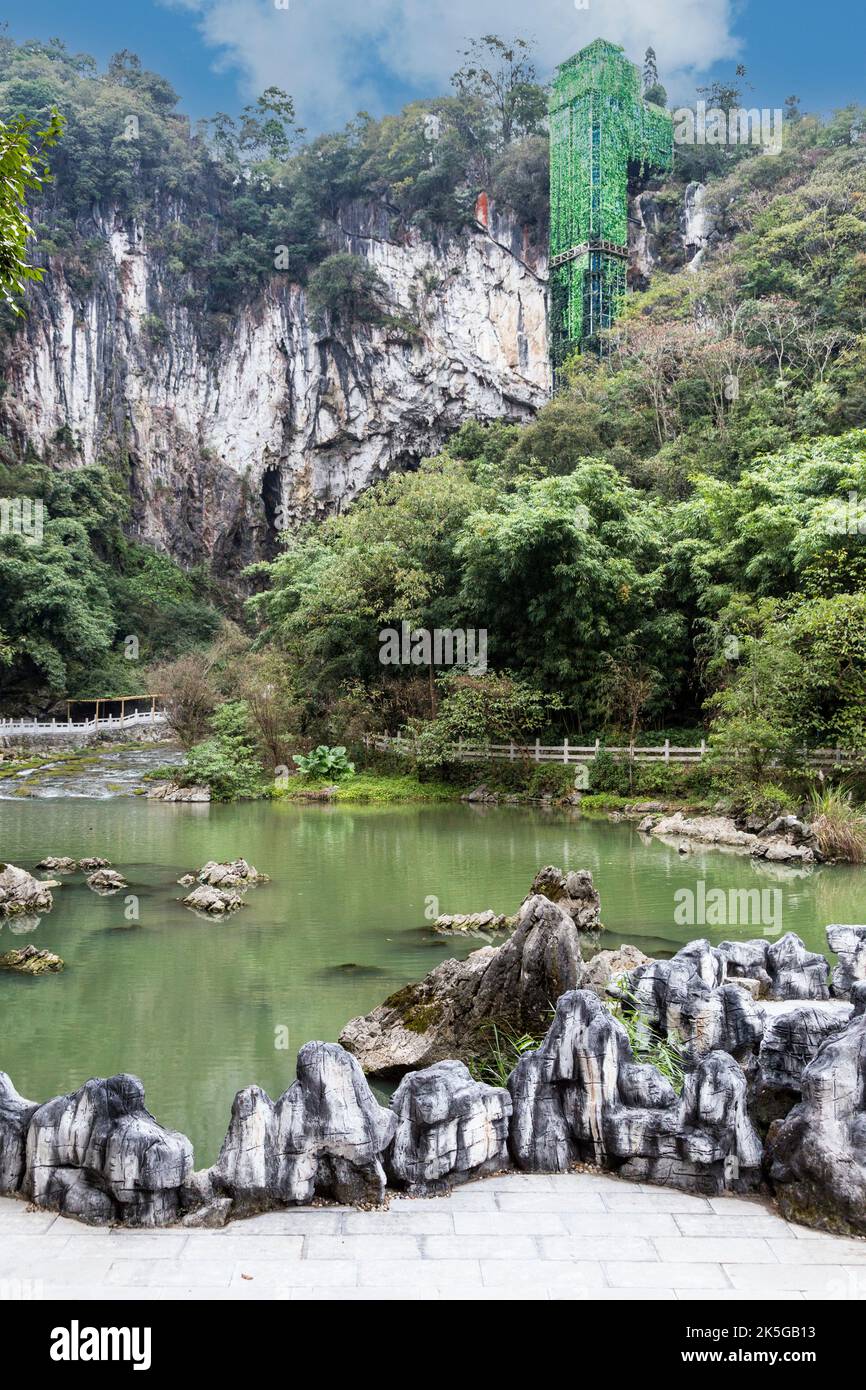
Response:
[[0, 200, 549, 576]]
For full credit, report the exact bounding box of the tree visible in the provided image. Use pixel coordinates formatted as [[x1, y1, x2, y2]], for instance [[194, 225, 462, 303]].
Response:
[[0, 108, 63, 310], [451, 35, 546, 147], [306, 252, 388, 325], [643, 48, 667, 108]]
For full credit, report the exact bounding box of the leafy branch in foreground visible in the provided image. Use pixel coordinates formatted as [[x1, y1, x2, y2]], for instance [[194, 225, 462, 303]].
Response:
[[0, 108, 63, 310]]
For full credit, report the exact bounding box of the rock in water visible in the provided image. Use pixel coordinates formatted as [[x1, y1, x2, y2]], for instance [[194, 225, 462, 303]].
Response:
[[387, 1060, 511, 1194], [147, 783, 211, 802], [195, 859, 269, 888], [526, 866, 602, 931], [78, 857, 110, 871], [508, 990, 762, 1194], [0, 945, 64, 975], [767, 1010, 866, 1235], [182, 885, 245, 915], [25, 1074, 193, 1226], [203, 1042, 396, 1211], [0, 1073, 39, 1194], [0, 863, 58, 916], [86, 868, 127, 893], [36, 857, 77, 873], [339, 894, 584, 1076]]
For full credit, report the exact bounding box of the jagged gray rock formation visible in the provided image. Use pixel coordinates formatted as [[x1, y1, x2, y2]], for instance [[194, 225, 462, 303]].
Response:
[[508, 990, 761, 1193], [24, 1075, 193, 1226], [387, 1060, 511, 1195], [719, 934, 830, 1001], [755, 1001, 854, 1099], [826, 925, 866, 1000], [627, 939, 763, 1063], [200, 1042, 396, 1213], [339, 893, 584, 1076], [0, 201, 548, 574], [0, 1073, 39, 1194], [581, 943, 652, 999], [0, 863, 58, 916], [767, 1010, 866, 1235], [526, 866, 602, 931], [433, 911, 512, 935], [35, 857, 77, 873]]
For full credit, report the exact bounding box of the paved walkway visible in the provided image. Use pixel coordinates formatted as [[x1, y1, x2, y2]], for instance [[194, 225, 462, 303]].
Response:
[[2, 1173, 865, 1301]]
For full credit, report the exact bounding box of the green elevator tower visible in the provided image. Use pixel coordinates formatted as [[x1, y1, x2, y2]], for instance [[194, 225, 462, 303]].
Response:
[[549, 39, 673, 368]]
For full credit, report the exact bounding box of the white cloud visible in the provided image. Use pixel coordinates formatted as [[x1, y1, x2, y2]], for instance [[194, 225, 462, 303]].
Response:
[[166, 0, 743, 129]]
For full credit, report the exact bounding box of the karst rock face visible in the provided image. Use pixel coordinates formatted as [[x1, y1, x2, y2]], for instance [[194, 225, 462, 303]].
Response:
[[387, 1059, 512, 1195], [203, 1042, 397, 1212], [24, 1074, 194, 1226], [767, 1011, 866, 1235], [0, 1072, 39, 1195], [0, 201, 548, 576], [507, 990, 762, 1194], [826, 925, 866, 1000]]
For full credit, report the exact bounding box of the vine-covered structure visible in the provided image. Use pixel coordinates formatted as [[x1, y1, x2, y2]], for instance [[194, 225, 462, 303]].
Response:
[[549, 39, 673, 367]]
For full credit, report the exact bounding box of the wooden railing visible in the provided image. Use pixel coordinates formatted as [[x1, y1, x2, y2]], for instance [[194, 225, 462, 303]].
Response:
[[363, 734, 866, 770]]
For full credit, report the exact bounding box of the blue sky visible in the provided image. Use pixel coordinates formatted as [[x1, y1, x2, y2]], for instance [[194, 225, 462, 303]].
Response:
[[2, 0, 864, 132]]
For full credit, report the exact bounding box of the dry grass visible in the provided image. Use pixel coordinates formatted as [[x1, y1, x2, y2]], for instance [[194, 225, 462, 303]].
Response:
[[809, 787, 866, 864]]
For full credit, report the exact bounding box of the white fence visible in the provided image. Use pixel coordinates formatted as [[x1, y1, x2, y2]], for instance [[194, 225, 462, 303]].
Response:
[[363, 734, 866, 770], [0, 711, 167, 737]]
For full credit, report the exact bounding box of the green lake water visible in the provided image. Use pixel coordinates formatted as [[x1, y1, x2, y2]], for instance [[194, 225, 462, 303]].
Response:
[[1, 788, 864, 1165]]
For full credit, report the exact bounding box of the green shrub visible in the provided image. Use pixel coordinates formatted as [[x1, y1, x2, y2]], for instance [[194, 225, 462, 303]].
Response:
[[292, 744, 355, 779]]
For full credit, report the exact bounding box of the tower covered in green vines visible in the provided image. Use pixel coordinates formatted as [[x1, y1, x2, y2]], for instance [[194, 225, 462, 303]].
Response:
[[549, 39, 673, 368]]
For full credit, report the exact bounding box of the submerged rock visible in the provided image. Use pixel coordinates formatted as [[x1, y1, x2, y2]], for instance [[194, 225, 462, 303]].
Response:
[[0, 944, 64, 975], [508, 989, 762, 1194], [0, 864, 58, 916], [387, 1059, 511, 1194], [86, 868, 127, 894], [25, 1073, 194, 1225], [433, 910, 512, 935], [202, 1042, 396, 1212], [147, 782, 211, 802], [182, 884, 245, 915], [339, 893, 584, 1077]]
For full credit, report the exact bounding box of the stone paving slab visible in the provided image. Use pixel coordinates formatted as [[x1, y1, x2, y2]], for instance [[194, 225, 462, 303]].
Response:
[[1, 1173, 865, 1301]]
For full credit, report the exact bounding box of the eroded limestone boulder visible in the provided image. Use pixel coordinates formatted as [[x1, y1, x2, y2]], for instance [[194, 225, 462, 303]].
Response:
[[527, 866, 602, 931], [826, 925, 866, 1000], [0, 1073, 39, 1194], [196, 859, 269, 889], [767, 1011, 866, 1235], [182, 884, 245, 915], [35, 857, 77, 873], [754, 1001, 854, 1123], [387, 1059, 511, 1194], [147, 782, 211, 802], [508, 989, 761, 1194], [86, 868, 127, 894], [627, 940, 763, 1063], [25, 1074, 193, 1226], [203, 1042, 396, 1211], [0, 944, 64, 975], [581, 943, 652, 1000], [433, 911, 512, 935], [0, 864, 57, 916], [339, 893, 584, 1076], [78, 858, 110, 871]]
